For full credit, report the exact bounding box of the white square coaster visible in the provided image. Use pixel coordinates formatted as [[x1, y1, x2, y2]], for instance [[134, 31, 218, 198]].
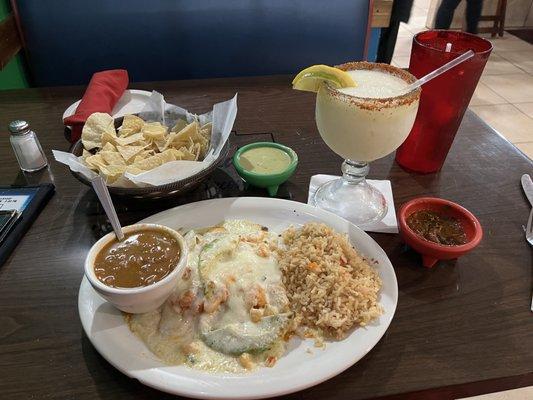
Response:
[[308, 174, 398, 234]]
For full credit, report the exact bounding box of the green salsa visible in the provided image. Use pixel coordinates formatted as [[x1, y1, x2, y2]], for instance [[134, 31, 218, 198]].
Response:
[[239, 147, 291, 174]]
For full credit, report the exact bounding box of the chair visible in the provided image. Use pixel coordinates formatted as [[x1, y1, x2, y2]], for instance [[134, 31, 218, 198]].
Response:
[[14, 0, 372, 86], [476, 0, 507, 37], [0, 13, 22, 70], [0, 5, 29, 90]]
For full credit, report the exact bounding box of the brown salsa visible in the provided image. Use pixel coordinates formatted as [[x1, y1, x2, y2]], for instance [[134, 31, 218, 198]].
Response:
[[94, 229, 181, 288], [406, 209, 467, 246]]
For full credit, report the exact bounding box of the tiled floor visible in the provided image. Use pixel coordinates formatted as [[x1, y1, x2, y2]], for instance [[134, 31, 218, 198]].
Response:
[[390, 0, 533, 160]]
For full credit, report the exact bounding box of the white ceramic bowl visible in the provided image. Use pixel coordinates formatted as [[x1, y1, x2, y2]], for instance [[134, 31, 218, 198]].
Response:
[[84, 223, 188, 314]]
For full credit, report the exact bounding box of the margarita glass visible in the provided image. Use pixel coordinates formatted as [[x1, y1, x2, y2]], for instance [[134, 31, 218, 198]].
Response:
[[313, 62, 421, 225]]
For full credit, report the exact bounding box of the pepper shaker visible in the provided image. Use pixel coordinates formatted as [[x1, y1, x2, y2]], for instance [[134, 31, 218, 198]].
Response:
[[8, 120, 48, 172]]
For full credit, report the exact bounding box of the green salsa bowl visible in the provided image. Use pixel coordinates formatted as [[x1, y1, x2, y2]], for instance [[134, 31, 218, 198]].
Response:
[[232, 142, 298, 196]]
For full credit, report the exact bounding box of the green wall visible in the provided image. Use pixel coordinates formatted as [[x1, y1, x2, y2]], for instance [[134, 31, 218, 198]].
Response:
[[0, 0, 29, 89]]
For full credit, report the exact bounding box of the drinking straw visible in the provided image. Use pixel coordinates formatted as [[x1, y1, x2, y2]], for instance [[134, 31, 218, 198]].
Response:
[[402, 49, 475, 94]]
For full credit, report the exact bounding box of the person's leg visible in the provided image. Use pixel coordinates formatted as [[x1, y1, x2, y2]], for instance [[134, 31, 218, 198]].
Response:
[[435, 0, 462, 29], [376, 21, 401, 64], [465, 0, 483, 33]]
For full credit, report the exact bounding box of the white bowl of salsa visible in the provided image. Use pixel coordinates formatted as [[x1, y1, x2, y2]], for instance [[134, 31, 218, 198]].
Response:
[[84, 223, 188, 314]]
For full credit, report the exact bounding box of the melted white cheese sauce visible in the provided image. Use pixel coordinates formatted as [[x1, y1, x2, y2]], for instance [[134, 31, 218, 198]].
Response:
[[127, 220, 289, 373]]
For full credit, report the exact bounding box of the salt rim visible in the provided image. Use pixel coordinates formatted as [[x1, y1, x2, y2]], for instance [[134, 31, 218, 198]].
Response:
[[325, 61, 421, 111]]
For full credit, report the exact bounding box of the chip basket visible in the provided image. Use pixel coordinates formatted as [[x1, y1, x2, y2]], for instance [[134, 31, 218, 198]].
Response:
[[68, 116, 230, 199]]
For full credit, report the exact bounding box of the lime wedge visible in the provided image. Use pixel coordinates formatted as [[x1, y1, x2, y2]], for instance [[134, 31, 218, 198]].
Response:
[[292, 65, 356, 93]]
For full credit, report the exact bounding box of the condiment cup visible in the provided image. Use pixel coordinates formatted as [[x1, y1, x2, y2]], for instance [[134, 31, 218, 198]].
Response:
[[398, 197, 483, 268], [84, 223, 188, 314], [232, 142, 298, 197]]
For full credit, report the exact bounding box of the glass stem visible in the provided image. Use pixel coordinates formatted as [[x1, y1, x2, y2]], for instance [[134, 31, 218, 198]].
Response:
[[341, 159, 369, 184]]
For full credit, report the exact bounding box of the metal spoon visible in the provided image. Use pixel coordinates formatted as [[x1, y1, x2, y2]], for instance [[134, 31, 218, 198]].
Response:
[[90, 176, 124, 241]]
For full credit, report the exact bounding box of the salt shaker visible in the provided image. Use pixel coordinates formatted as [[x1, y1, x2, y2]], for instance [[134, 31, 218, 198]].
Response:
[[8, 120, 48, 172]]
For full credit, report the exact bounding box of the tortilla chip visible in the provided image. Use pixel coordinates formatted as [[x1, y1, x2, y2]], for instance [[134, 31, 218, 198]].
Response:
[[100, 150, 126, 166], [101, 131, 118, 147], [152, 137, 167, 152], [101, 142, 116, 152], [162, 132, 177, 151], [81, 112, 115, 150], [99, 164, 126, 184], [199, 142, 209, 158], [133, 154, 163, 171], [165, 148, 185, 160], [145, 141, 159, 152], [116, 132, 145, 146], [168, 121, 208, 158], [120, 114, 145, 135], [142, 122, 168, 141], [125, 165, 144, 175], [171, 119, 188, 133], [122, 139, 149, 150], [85, 154, 107, 171], [200, 122, 212, 140], [189, 142, 201, 161], [117, 127, 135, 137], [81, 149, 92, 161], [158, 149, 179, 163], [116, 145, 145, 162], [175, 122, 205, 144], [175, 146, 197, 161], [132, 149, 154, 163]]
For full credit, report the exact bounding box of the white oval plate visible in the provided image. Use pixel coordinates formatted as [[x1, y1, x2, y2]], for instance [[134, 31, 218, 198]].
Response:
[[63, 89, 152, 124], [78, 197, 398, 399]]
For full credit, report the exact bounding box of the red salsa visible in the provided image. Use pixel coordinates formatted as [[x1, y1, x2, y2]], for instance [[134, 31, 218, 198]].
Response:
[[406, 209, 467, 246]]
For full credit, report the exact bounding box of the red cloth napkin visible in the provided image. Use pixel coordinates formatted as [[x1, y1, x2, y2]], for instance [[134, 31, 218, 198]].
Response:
[[63, 69, 129, 143]]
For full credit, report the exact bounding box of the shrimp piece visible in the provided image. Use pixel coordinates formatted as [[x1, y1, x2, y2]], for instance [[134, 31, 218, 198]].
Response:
[[262, 304, 277, 317], [204, 281, 229, 314], [239, 353, 255, 370], [225, 274, 236, 286], [181, 267, 192, 280], [250, 307, 264, 323], [181, 341, 200, 355], [195, 301, 204, 314], [170, 289, 200, 314], [256, 244, 270, 258], [178, 290, 196, 310], [241, 231, 266, 243], [265, 356, 277, 368], [245, 283, 267, 309]]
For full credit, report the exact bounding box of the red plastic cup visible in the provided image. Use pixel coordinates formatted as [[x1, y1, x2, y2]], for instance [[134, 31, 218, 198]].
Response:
[[395, 31, 492, 173]]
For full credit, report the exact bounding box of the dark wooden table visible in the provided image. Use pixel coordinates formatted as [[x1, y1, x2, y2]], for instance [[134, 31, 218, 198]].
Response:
[[0, 75, 532, 400]]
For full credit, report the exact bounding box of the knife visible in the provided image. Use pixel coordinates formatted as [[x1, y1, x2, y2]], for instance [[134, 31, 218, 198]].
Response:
[[523, 174, 533, 313], [521, 174, 533, 207]]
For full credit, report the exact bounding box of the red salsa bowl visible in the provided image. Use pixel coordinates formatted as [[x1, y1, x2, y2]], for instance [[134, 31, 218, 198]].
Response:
[[398, 197, 483, 268]]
